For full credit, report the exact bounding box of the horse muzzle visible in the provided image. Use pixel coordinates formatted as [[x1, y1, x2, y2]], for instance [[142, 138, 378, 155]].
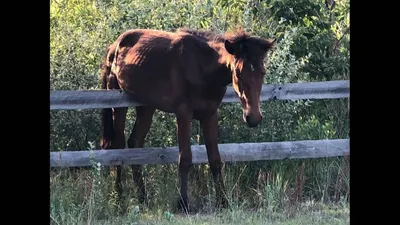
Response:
[[243, 111, 262, 128]]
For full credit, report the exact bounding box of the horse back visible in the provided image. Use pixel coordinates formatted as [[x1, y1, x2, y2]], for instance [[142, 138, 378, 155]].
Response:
[[109, 29, 227, 114], [114, 29, 220, 88]]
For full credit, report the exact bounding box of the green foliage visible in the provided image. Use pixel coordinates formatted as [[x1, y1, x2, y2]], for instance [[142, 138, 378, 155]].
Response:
[[266, 28, 311, 84], [294, 115, 337, 140], [50, 0, 350, 222]]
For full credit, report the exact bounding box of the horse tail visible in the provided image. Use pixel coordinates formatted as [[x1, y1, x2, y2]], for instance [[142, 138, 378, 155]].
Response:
[[100, 45, 118, 149]]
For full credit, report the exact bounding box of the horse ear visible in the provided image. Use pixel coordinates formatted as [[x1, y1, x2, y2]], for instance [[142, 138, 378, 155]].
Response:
[[224, 40, 235, 55], [263, 38, 276, 52]]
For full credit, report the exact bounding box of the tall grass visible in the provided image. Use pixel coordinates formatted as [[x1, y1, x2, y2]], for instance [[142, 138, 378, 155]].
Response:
[[50, 154, 349, 224]]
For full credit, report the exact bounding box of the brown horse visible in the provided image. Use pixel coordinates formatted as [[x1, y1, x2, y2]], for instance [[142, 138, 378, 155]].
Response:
[[100, 27, 275, 213]]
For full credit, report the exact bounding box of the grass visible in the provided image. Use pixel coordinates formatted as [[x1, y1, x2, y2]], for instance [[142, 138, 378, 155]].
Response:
[[50, 200, 349, 225], [88, 204, 349, 225], [50, 155, 349, 225]]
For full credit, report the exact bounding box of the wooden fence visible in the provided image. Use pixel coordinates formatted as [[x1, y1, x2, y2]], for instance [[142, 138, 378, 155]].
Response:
[[50, 80, 350, 167]]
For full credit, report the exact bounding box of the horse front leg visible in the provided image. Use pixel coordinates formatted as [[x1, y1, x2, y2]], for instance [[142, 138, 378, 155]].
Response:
[[200, 111, 229, 209], [176, 105, 193, 213]]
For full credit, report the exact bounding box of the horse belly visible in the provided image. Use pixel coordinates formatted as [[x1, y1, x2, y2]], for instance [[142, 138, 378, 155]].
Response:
[[118, 73, 177, 111], [116, 59, 181, 113]]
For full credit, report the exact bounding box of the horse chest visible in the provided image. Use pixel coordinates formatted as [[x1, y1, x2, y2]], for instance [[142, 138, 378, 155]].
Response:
[[188, 86, 226, 119], [191, 99, 221, 120]]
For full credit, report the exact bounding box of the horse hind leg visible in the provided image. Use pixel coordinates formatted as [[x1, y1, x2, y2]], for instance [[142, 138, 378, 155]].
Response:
[[127, 106, 156, 205], [102, 72, 128, 211], [111, 106, 128, 208]]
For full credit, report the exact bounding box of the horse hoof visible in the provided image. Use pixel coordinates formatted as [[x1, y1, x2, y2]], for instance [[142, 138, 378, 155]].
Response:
[[217, 198, 229, 209], [138, 195, 147, 206], [177, 199, 190, 214]]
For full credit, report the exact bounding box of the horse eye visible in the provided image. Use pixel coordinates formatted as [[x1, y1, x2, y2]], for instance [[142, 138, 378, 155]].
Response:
[[250, 64, 255, 72]]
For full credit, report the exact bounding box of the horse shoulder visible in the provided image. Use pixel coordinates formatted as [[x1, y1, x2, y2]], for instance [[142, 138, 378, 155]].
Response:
[[172, 34, 219, 86]]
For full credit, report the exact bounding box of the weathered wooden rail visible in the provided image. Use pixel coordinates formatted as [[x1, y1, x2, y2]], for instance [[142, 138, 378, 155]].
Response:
[[50, 80, 350, 167], [50, 80, 349, 110], [51, 139, 349, 167]]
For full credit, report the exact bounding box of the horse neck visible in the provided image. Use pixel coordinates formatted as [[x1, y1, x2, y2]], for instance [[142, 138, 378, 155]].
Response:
[[199, 43, 234, 88], [207, 42, 235, 74]]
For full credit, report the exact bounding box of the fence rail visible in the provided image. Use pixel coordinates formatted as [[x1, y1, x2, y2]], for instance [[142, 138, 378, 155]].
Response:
[[50, 80, 349, 110], [50, 80, 350, 167], [50, 139, 349, 167]]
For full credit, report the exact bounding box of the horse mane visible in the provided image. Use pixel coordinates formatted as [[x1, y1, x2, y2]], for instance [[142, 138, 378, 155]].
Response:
[[176, 27, 226, 43], [175, 27, 275, 82], [179, 27, 255, 42], [177, 27, 273, 52], [176, 28, 256, 72]]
